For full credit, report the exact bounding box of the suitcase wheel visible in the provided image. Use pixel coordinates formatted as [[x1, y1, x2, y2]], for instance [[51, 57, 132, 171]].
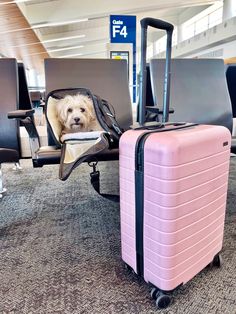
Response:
[[124, 263, 136, 274], [155, 293, 171, 309], [207, 253, 222, 268], [212, 253, 222, 268], [150, 287, 159, 300], [150, 288, 171, 309]]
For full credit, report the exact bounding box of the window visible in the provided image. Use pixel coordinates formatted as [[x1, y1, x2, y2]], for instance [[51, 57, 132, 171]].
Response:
[[183, 23, 194, 41], [154, 27, 178, 55], [172, 28, 178, 46], [195, 15, 208, 35], [181, 2, 223, 41], [147, 44, 154, 60]]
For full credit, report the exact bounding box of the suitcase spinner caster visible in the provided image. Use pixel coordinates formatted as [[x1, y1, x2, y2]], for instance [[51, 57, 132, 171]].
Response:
[[212, 253, 222, 267], [150, 288, 171, 309], [124, 263, 136, 275], [207, 253, 222, 268]]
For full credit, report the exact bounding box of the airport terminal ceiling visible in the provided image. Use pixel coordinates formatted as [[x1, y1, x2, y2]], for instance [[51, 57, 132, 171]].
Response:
[[0, 0, 222, 75]]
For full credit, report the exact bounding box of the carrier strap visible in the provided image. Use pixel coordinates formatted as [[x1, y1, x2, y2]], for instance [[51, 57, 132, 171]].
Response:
[[95, 95, 123, 140], [89, 161, 120, 202]]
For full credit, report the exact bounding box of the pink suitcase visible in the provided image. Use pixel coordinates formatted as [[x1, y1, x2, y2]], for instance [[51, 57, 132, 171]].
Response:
[[119, 124, 231, 307], [119, 18, 232, 309]]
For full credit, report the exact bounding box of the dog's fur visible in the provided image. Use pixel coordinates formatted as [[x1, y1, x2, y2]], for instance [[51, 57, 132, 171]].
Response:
[[56, 93, 102, 133]]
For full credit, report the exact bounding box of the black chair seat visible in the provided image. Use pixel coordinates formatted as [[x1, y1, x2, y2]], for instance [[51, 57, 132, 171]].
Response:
[[34, 146, 119, 168], [88, 148, 119, 162], [34, 146, 61, 167], [0, 148, 19, 163]]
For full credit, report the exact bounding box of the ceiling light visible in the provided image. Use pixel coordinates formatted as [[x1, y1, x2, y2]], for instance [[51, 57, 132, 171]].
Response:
[[0, 17, 88, 34], [11, 34, 86, 48], [58, 53, 83, 58], [0, 0, 34, 4], [42, 34, 85, 44], [48, 45, 84, 53], [54, 49, 107, 58], [31, 18, 88, 29], [23, 45, 84, 56]]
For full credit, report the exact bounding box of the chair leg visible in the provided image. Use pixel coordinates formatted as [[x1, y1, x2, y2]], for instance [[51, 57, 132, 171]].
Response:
[[0, 164, 7, 198], [12, 162, 22, 171]]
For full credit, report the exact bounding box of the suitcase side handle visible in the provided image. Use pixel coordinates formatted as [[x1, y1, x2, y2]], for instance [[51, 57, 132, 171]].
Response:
[[139, 17, 174, 125]]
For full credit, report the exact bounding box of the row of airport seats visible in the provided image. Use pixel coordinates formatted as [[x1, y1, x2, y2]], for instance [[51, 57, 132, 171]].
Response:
[[0, 57, 236, 196], [40, 58, 236, 155], [30, 91, 46, 108], [0, 58, 133, 192]]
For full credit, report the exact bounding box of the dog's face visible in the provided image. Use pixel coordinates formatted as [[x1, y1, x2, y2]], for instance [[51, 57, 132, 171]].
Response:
[[56, 93, 97, 132]]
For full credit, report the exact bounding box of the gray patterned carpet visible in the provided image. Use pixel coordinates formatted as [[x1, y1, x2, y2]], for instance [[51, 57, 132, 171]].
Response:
[[0, 158, 236, 314]]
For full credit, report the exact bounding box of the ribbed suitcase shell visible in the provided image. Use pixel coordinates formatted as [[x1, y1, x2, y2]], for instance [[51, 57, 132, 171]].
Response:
[[119, 124, 231, 291]]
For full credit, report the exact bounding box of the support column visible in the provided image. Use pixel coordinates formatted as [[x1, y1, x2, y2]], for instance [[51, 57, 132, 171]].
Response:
[[223, 0, 236, 21]]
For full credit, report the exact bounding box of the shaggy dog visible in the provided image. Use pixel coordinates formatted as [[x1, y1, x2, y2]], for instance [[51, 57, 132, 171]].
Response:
[[56, 93, 102, 134]]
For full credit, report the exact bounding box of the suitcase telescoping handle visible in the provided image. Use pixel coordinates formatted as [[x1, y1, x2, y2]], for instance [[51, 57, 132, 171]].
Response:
[[139, 17, 174, 125]]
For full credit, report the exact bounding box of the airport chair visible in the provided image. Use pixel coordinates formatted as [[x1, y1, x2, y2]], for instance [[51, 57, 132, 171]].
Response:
[[8, 59, 133, 193], [9, 58, 132, 167], [30, 91, 41, 108], [149, 58, 236, 153], [18, 62, 33, 111], [136, 65, 155, 122], [226, 64, 236, 136], [0, 58, 20, 153], [44, 58, 132, 146], [226, 64, 236, 118], [0, 60, 27, 197]]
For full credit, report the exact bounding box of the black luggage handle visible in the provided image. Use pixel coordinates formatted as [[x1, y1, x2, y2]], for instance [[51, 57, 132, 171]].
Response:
[[139, 17, 174, 125], [140, 17, 174, 33]]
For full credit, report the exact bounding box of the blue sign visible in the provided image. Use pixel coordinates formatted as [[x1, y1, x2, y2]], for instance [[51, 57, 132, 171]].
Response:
[[110, 15, 136, 45], [110, 15, 136, 102]]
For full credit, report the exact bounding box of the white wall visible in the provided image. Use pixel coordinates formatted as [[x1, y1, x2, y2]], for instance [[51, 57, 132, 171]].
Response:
[[188, 39, 236, 59]]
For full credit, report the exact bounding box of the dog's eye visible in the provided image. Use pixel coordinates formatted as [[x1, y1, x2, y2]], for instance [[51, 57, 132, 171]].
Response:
[[67, 108, 73, 113], [80, 108, 85, 112]]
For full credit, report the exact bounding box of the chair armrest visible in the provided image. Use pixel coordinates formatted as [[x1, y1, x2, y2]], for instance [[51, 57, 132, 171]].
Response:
[[130, 121, 163, 130], [146, 106, 174, 114], [8, 109, 35, 119], [146, 106, 159, 114], [8, 109, 40, 159], [158, 107, 174, 114]]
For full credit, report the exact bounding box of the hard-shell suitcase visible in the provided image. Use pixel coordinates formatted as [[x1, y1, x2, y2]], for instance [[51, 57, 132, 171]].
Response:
[[119, 18, 231, 308]]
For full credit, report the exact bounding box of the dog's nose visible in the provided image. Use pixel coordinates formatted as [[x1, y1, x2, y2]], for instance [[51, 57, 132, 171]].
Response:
[[74, 117, 80, 123]]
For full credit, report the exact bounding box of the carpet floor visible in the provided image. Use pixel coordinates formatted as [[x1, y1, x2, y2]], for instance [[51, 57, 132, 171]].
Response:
[[0, 158, 236, 314]]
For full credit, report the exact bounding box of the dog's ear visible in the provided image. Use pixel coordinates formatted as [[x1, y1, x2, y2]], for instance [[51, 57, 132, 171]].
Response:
[[86, 99, 97, 122], [56, 97, 69, 124], [48, 96, 61, 120]]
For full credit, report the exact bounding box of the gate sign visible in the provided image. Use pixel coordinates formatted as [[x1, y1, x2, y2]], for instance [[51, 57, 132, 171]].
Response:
[[110, 15, 136, 44], [110, 15, 136, 101]]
